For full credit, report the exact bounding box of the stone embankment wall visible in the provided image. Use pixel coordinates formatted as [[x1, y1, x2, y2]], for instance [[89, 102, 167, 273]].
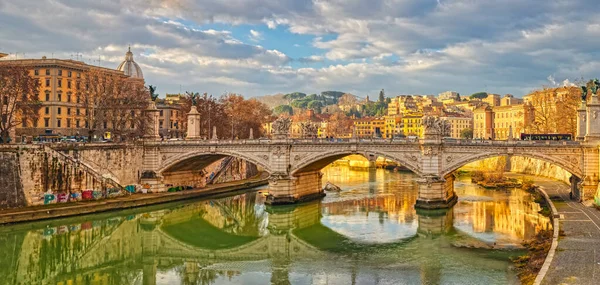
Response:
[[0, 150, 26, 208], [463, 156, 572, 183]]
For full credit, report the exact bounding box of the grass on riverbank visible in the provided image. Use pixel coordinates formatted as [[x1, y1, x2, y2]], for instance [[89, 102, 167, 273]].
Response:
[[511, 230, 553, 285]]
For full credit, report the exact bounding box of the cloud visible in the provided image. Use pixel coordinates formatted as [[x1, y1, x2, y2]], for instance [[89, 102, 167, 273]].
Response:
[[1, 0, 600, 98], [249, 29, 263, 42]]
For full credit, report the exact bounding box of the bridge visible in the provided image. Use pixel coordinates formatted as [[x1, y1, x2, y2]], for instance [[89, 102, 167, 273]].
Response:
[[134, 96, 600, 209]]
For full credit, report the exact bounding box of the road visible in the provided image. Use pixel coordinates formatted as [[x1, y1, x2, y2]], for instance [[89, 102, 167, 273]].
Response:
[[521, 176, 600, 285]]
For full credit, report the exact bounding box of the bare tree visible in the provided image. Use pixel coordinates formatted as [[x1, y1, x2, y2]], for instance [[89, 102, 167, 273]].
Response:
[[0, 65, 40, 142]]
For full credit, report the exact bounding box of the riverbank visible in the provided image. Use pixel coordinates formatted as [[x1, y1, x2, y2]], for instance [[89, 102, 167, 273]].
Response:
[[0, 173, 269, 225]]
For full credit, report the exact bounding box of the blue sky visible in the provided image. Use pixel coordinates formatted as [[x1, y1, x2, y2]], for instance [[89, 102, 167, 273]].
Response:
[[1, 0, 599, 98]]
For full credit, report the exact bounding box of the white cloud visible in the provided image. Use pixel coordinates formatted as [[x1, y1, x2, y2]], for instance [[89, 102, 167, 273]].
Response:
[[249, 29, 263, 42]]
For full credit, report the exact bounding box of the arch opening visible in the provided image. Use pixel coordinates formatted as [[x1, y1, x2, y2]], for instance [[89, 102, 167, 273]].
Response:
[[160, 152, 268, 190], [292, 151, 421, 176], [448, 154, 582, 200]]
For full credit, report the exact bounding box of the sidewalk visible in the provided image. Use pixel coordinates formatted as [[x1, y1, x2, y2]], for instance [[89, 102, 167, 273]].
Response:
[[0, 174, 268, 225], [527, 177, 600, 285]]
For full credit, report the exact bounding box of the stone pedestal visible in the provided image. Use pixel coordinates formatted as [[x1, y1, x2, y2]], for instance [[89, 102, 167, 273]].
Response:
[[415, 174, 457, 209], [265, 171, 325, 205], [585, 95, 600, 142], [186, 106, 201, 140], [577, 101, 587, 141], [143, 101, 160, 140]]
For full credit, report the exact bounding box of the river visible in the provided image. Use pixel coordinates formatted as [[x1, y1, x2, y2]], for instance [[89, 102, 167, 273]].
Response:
[[0, 166, 551, 285]]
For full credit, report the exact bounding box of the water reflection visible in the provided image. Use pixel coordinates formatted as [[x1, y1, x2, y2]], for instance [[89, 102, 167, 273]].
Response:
[[0, 166, 550, 285]]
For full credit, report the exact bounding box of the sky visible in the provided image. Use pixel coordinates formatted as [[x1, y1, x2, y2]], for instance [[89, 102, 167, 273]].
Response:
[[1, 0, 599, 98]]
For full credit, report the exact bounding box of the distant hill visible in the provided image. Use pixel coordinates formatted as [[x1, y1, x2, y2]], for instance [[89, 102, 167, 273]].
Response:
[[254, 93, 288, 109]]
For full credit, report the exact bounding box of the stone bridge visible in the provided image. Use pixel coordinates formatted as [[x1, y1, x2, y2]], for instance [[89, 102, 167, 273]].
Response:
[[139, 138, 598, 209]]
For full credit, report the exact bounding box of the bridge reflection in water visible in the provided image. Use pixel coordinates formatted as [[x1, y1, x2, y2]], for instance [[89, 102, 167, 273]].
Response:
[[0, 168, 550, 285]]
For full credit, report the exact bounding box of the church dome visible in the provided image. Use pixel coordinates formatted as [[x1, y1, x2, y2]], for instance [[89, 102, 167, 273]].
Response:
[[117, 47, 143, 79]]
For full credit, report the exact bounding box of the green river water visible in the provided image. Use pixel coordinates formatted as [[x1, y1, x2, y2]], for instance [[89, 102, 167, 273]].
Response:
[[0, 166, 551, 285]]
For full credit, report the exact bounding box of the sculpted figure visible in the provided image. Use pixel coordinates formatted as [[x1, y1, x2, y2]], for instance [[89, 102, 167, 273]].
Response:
[[581, 86, 588, 102], [272, 117, 292, 135], [300, 122, 318, 138]]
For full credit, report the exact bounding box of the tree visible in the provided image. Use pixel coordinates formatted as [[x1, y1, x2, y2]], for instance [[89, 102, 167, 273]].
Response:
[[307, 100, 323, 113], [283, 92, 306, 101], [378, 89, 385, 103], [460, 128, 473, 139], [526, 86, 579, 136], [326, 112, 354, 137], [469, 92, 488, 99], [0, 65, 40, 142], [273, 105, 293, 116], [77, 69, 150, 141]]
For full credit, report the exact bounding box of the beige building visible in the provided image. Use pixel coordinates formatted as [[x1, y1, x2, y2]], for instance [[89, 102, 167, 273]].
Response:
[[387, 96, 418, 116], [500, 94, 523, 106], [438, 91, 460, 101], [483, 93, 501, 106], [473, 104, 534, 140], [441, 116, 473, 139], [0, 51, 142, 139], [156, 94, 185, 138]]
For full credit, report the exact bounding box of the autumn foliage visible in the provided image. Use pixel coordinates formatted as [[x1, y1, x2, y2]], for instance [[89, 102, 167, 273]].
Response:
[[0, 65, 40, 142]]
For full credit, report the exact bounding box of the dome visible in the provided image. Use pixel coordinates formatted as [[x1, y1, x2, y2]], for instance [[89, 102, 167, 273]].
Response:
[[117, 47, 144, 79]]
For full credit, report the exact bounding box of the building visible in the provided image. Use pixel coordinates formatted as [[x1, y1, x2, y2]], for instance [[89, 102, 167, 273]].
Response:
[[482, 93, 501, 106], [156, 94, 185, 138], [441, 115, 473, 139], [387, 96, 418, 116], [353, 117, 386, 138], [384, 115, 402, 138], [0, 48, 145, 139], [473, 104, 534, 140], [402, 113, 423, 137], [500, 94, 523, 106], [473, 106, 493, 139], [438, 91, 460, 101]]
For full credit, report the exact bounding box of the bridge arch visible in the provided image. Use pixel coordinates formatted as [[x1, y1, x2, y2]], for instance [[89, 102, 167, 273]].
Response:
[[291, 150, 423, 176], [158, 150, 273, 175], [441, 152, 582, 178]]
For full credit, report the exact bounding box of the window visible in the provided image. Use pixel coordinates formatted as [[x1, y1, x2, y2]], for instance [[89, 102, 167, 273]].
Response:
[[76, 109, 80, 116], [76, 120, 80, 128], [45, 69, 50, 76], [22, 119, 27, 128], [45, 79, 50, 87], [159, 120, 163, 128], [57, 93, 61, 102], [103, 121, 107, 129], [77, 73, 80, 78], [76, 95, 80, 103], [85, 120, 89, 128], [45, 93, 50, 101], [67, 94, 71, 102], [130, 122, 134, 129], [159, 110, 163, 116], [45, 107, 49, 115], [57, 119, 61, 128], [57, 107, 61, 115], [44, 118, 49, 127], [67, 81, 71, 89], [2, 96, 7, 104], [58, 70, 62, 76], [68, 71, 72, 78], [33, 120, 37, 128], [34, 70, 39, 76], [66, 120, 71, 128], [67, 108, 71, 115], [57, 79, 62, 88]]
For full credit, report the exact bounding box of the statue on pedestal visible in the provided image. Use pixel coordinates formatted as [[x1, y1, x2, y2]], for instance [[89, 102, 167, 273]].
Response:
[[581, 85, 588, 102], [423, 116, 451, 137], [271, 117, 292, 138]]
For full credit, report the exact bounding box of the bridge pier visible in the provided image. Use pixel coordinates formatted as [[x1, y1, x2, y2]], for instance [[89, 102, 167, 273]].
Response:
[[415, 174, 457, 210], [266, 171, 325, 205], [416, 208, 454, 237]]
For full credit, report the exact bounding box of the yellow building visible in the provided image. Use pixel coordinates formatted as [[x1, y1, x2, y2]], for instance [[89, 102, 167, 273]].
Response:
[[473, 104, 535, 140], [353, 117, 386, 138], [402, 113, 423, 137], [492, 104, 534, 140], [384, 115, 402, 138], [441, 115, 473, 139], [387, 96, 418, 116], [0, 49, 144, 140]]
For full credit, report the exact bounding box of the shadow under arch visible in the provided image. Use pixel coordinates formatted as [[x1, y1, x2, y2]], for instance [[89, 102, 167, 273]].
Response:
[[441, 152, 582, 179], [291, 150, 423, 176], [159, 150, 272, 175]]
